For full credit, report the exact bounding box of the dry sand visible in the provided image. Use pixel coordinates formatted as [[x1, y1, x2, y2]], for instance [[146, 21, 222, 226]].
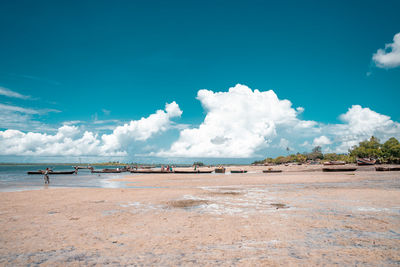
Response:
[[0, 165, 399, 266]]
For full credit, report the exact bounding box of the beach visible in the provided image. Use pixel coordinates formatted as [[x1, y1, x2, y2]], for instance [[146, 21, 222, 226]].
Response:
[[0, 166, 399, 266]]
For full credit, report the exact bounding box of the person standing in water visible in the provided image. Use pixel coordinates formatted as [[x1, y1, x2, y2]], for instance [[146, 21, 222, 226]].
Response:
[[43, 168, 50, 184]]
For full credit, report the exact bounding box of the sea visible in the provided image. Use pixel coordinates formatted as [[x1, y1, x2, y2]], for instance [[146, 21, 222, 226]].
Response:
[[0, 165, 135, 192]]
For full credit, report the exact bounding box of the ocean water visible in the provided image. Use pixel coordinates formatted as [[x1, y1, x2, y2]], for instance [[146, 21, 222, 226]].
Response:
[[0, 165, 133, 192]]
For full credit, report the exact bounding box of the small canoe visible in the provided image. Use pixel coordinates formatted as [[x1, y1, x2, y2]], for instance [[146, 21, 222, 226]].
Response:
[[27, 170, 76, 175], [174, 170, 214, 174], [73, 166, 93, 169], [376, 166, 400, 171], [322, 167, 357, 172], [91, 169, 122, 173], [263, 170, 282, 173], [230, 170, 248, 173], [323, 161, 346, 165], [357, 158, 376, 166], [130, 170, 167, 174]]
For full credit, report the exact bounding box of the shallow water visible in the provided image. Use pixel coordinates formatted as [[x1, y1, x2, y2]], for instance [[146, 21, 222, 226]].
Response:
[[0, 165, 134, 192]]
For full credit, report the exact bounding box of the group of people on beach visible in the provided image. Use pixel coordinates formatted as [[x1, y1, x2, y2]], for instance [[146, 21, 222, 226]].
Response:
[[161, 165, 173, 172]]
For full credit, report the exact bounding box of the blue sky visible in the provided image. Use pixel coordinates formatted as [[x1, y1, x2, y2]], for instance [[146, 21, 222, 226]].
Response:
[[0, 0, 399, 163]]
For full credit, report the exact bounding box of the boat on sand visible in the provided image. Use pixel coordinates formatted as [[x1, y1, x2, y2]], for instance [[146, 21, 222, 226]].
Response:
[[263, 169, 282, 173], [174, 170, 213, 174], [215, 167, 226, 173], [322, 167, 357, 172], [323, 161, 346, 165], [130, 170, 167, 174], [357, 158, 376, 165], [91, 168, 121, 173], [230, 170, 247, 173], [375, 166, 400, 171]]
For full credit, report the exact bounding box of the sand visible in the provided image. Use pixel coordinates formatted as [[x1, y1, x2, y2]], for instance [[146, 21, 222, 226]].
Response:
[[0, 165, 399, 266]]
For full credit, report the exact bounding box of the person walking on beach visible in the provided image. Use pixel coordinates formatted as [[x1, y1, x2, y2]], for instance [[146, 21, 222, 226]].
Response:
[[43, 168, 50, 184]]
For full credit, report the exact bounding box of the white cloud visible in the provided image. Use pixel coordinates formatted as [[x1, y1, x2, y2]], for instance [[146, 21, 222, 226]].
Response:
[[312, 136, 332, 146], [0, 125, 112, 156], [0, 103, 40, 114], [372, 32, 400, 68], [296, 107, 304, 114], [101, 101, 182, 153], [156, 84, 315, 158], [328, 105, 400, 152], [0, 87, 30, 99], [0, 103, 60, 115], [1, 83, 399, 160], [0, 103, 60, 132], [0, 102, 182, 157]]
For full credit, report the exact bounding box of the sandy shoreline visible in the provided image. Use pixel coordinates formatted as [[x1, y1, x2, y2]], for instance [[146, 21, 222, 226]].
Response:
[[0, 166, 399, 266]]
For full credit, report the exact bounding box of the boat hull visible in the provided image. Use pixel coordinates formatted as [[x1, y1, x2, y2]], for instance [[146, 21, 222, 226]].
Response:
[[357, 158, 376, 165], [27, 171, 76, 175], [376, 166, 400, 171], [322, 167, 357, 172], [174, 170, 213, 174]]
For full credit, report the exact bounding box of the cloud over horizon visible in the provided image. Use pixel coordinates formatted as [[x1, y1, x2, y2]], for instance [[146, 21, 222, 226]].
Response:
[[156, 84, 317, 158], [0, 85, 399, 160], [0, 102, 182, 157]]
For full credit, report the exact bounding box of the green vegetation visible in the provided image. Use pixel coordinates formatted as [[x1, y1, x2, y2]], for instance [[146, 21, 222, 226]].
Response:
[[350, 136, 400, 163], [253, 136, 400, 165]]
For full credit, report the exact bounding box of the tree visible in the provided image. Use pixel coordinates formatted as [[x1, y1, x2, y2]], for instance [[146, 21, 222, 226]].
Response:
[[382, 137, 400, 162], [349, 136, 382, 158], [306, 146, 323, 160]]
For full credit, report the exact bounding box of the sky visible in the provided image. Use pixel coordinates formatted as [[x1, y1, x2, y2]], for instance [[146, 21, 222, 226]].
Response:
[[0, 0, 399, 163]]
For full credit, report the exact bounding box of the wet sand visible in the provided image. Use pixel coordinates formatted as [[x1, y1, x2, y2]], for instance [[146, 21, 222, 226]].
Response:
[[0, 166, 399, 266]]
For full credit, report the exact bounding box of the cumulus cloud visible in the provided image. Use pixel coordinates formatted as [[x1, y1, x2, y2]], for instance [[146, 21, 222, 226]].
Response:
[[0, 102, 182, 157], [327, 105, 400, 152], [0, 125, 112, 156], [1, 83, 399, 160], [156, 84, 315, 158], [0, 87, 30, 99], [312, 136, 332, 146], [101, 102, 182, 153], [372, 32, 400, 68]]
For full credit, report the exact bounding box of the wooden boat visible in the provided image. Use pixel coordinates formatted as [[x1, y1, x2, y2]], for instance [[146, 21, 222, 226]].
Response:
[[27, 170, 76, 175], [323, 161, 346, 166], [91, 168, 122, 173], [230, 170, 248, 173], [376, 166, 400, 171], [215, 168, 226, 173], [130, 170, 167, 174], [322, 167, 357, 172], [174, 170, 213, 174], [357, 158, 376, 165], [73, 166, 93, 169], [263, 170, 282, 173]]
